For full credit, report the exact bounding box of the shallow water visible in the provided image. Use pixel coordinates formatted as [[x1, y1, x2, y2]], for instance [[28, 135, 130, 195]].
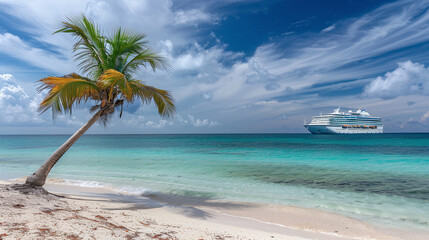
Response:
[[1, 133, 428, 229]]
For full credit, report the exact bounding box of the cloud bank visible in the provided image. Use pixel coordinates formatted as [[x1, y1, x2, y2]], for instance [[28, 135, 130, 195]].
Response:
[[0, 74, 41, 124], [365, 61, 429, 98]]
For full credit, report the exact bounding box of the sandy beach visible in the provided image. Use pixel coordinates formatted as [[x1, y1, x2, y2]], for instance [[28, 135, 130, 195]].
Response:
[[1, 179, 425, 240]]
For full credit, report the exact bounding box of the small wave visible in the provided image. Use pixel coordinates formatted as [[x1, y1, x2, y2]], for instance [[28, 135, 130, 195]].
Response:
[[116, 185, 157, 195], [398, 217, 428, 226], [46, 177, 154, 196], [10, 177, 28, 182]]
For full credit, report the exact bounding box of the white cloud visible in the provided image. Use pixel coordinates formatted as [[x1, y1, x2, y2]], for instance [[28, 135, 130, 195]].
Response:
[[0, 74, 14, 83], [145, 119, 170, 128], [125, 115, 146, 127], [0, 0, 211, 75], [168, 42, 242, 72], [0, 0, 220, 52], [187, 114, 219, 127], [0, 33, 73, 74], [364, 61, 429, 98], [174, 114, 188, 124], [244, 0, 429, 91], [122, 113, 219, 129], [203, 92, 212, 100], [160, 39, 174, 54], [420, 111, 429, 122], [174, 9, 216, 25], [173, 53, 285, 113], [0, 74, 43, 123], [0, 74, 91, 128], [253, 100, 279, 106], [321, 24, 336, 32], [174, 50, 205, 70], [57, 115, 85, 127]]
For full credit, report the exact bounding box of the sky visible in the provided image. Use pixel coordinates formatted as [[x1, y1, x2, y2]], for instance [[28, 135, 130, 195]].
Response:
[[0, 0, 429, 134]]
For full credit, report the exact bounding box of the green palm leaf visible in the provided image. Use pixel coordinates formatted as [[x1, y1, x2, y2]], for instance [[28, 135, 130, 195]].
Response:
[[129, 80, 175, 118], [123, 48, 168, 77], [55, 15, 107, 78]]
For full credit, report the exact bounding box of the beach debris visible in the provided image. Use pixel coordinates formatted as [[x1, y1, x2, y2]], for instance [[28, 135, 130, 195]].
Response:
[[6, 223, 29, 234], [41, 208, 56, 214], [65, 233, 82, 240], [215, 235, 228, 240], [146, 231, 178, 240], [95, 215, 108, 221], [12, 204, 24, 208], [139, 221, 150, 226], [139, 219, 156, 226], [125, 232, 141, 240]]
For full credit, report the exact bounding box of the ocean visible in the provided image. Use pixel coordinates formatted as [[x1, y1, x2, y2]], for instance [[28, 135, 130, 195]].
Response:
[[0, 133, 428, 230]]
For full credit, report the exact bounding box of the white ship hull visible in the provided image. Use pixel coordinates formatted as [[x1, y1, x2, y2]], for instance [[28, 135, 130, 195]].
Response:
[[304, 125, 383, 134], [304, 107, 383, 134]]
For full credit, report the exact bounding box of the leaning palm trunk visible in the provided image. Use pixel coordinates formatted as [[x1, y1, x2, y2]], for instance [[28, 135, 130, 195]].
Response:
[[25, 109, 103, 186]]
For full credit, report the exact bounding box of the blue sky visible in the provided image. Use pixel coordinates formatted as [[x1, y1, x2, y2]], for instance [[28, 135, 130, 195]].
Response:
[[0, 0, 429, 134]]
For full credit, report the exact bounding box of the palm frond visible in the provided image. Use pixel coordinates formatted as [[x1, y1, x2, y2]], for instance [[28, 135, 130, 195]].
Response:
[[128, 80, 175, 118], [38, 74, 99, 117], [122, 48, 169, 77], [98, 112, 113, 127], [97, 69, 132, 101], [55, 15, 107, 78], [90, 104, 101, 114], [106, 28, 148, 71]]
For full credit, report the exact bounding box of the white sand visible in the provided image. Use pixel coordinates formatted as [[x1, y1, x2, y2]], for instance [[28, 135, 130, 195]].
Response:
[[0, 180, 425, 240]]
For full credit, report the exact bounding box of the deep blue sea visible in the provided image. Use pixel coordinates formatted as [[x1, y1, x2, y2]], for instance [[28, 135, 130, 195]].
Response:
[[1, 134, 428, 229]]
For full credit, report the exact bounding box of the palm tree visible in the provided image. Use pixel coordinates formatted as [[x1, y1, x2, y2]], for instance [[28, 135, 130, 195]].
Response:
[[25, 15, 175, 186]]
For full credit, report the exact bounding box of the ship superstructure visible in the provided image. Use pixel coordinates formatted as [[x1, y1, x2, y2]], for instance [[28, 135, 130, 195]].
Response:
[[304, 107, 383, 134]]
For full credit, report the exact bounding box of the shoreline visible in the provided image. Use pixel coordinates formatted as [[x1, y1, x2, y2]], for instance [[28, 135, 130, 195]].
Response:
[[1, 179, 426, 239]]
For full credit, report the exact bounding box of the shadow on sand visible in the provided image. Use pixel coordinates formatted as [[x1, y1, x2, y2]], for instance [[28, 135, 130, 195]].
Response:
[[61, 190, 250, 219]]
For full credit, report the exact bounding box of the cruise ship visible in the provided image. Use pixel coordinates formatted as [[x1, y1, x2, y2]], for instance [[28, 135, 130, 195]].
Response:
[[304, 107, 383, 134]]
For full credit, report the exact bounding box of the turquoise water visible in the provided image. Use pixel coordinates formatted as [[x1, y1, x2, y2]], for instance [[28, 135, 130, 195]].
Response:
[[1, 134, 429, 229]]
